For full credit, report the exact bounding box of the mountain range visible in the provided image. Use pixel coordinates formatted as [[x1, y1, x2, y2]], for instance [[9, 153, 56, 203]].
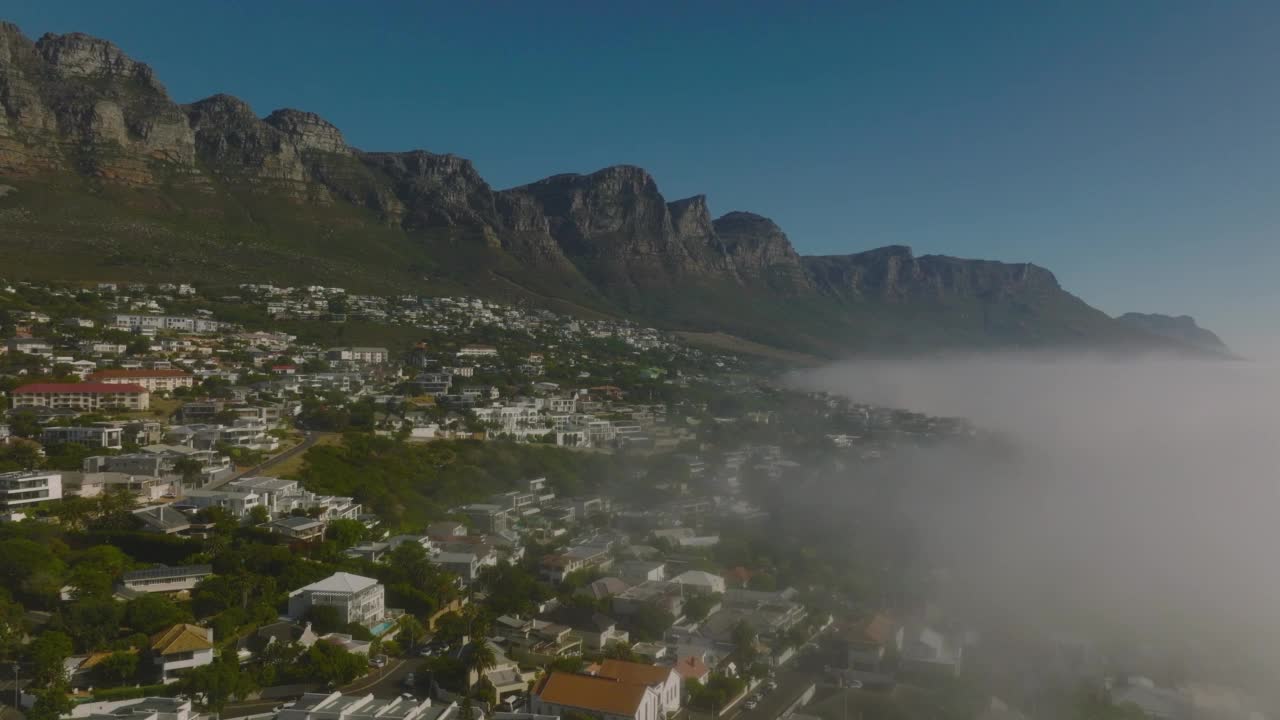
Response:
[[0, 22, 1230, 358]]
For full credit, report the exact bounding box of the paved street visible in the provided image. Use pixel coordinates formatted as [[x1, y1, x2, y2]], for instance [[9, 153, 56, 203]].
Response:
[[726, 670, 817, 720], [343, 657, 423, 698], [222, 658, 424, 718], [207, 432, 326, 489]]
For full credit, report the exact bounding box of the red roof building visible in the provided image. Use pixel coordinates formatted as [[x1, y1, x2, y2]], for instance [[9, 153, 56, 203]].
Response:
[[12, 383, 150, 411]]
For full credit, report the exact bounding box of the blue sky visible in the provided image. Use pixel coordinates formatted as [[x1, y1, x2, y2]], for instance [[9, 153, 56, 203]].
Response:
[[6, 2, 1279, 351]]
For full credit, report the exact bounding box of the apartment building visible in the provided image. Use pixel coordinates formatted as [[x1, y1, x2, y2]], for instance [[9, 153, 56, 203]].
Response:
[[11, 383, 150, 411], [0, 470, 62, 510], [88, 368, 194, 392], [41, 426, 124, 449], [326, 347, 389, 364]]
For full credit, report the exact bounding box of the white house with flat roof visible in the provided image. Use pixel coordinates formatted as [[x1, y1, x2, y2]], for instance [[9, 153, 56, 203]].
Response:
[[0, 471, 62, 511], [41, 426, 124, 449], [181, 488, 261, 519]]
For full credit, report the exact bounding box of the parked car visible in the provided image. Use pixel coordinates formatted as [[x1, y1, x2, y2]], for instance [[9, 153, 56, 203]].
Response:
[[401, 672, 417, 688], [744, 699, 758, 711], [370, 654, 388, 668]]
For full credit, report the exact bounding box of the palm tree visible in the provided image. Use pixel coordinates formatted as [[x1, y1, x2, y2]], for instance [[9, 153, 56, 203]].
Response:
[[463, 641, 497, 694], [397, 615, 426, 651]]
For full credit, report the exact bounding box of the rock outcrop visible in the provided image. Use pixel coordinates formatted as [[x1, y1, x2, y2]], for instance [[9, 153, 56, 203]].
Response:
[[804, 246, 1061, 302], [264, 109, 350, 155], [714, 211, 812, 292]]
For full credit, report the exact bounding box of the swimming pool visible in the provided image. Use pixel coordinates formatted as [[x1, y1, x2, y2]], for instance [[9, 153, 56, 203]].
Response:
[[371, 619, 396, 637]]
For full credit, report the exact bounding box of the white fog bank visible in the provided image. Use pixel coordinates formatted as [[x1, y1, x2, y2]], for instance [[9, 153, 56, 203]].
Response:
[[793, 353, 1280, 672]]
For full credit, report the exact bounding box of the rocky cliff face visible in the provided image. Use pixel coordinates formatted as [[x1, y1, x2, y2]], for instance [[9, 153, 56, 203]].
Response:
[[184, 94, 311, 194], [805, 246, 1062, 303], [713, 211, 812, 292], [1116, 313, 1231, 355], [0, 20, 1223, 355], [0, 24, 196, 181], [264, 109, 350, 156], [364, 150, 499, 231]]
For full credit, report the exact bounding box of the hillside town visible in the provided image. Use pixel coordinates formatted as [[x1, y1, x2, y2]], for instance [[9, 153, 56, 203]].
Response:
[[0, 280, 1266, 720]]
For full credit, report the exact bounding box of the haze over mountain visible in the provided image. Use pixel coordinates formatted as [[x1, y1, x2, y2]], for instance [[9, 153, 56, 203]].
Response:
[[0, 22, 1229, 358]]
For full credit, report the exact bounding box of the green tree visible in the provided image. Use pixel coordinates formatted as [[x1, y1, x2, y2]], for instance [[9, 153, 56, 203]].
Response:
[[0, 437, 42, 471], [27, 680, 74, 720], [305, 642, 367, 686], [397, 615, 427, 650], [682, 593, 721, 623], [173, 457, 204, 488], [0, 592, 26, 662], [478, 561, 546, 617], [248, 504, 270, 525], [177, 654, 256, 714], [325, 518, 365, 549], [125, 594, 190, 635], [629, 603, 675, 642], [0, 538, 67, 606], [62, 596, 125, 651], [433, 611, 468, 648], [603, 641, 640, 662], [96, 651, 139, 686], [29, 631, 73, 685], [730, 620, 759, 666], [462, 641, 496, 693]]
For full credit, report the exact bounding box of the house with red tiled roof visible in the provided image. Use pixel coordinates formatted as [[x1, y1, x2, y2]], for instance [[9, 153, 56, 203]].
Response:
[[596, 659, 682, 713], [842, 612, 897, 671], [12, 382, 150, 411], [673, 654, 711, 684], [531, 671, 663, 720]]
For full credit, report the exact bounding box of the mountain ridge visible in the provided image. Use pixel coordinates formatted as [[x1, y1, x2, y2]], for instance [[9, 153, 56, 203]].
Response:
[[1116, 313, 1231, 356], [0, 21, 1228, 358]]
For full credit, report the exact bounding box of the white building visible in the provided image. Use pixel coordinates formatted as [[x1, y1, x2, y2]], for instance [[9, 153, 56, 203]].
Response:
[[88, 369, 195, 393], [41, 426, 124, 450], [120, 565, 214, 594], [0, 471, 62, 510], [531, 671, 663, 720], [596, 659, 683, 714], [326, 347, 389, 364], [150, 624, 215, 682], [288, 572, 385, 627], [228, 477, 361, 520], [113, 314, 227, 334], [670, 570, 726, 595], [181, 488, 262, 519]]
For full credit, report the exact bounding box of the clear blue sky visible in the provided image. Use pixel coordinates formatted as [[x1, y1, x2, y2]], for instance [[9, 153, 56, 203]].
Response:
[[6, 2, 1279, 350]]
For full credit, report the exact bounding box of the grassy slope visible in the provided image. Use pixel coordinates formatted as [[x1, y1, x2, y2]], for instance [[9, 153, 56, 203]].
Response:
[[0, 174, 611, 308], [0, 173, 1185, 358]]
